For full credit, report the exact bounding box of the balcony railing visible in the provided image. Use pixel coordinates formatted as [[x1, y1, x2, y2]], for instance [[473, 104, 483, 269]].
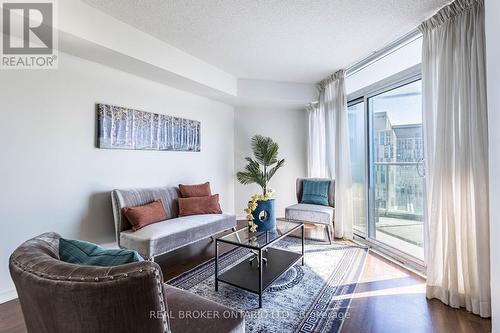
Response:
[[373, 161, 424, 249], [373, 161, 424, 222]]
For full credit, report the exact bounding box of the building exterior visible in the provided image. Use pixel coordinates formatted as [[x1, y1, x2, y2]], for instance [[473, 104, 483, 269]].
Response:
[[373, 113, 424, 220]]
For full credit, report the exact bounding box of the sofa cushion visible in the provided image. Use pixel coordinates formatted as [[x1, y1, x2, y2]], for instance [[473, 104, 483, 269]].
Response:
[[59, 238, 143, 266], [120, 213, 236, 258], [296, 178, 335, 207], [111, 187, 180, 241], [163, 284, 245, 333], [178, 194, 222, 216], [285, 203, 334, 225], [179, 182, 212, 198], [301, 179, 330, 206], [122, 199, 168, 231]]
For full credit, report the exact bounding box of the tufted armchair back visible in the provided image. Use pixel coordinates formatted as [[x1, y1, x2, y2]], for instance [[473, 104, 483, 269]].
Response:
[[9, 233, 169, 333]]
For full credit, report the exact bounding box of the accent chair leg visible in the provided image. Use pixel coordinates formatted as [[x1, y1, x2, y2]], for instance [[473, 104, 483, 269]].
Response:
[[330, 224, 334, 244], [232, 227, 237, 232], [326, 225, 332, 245]]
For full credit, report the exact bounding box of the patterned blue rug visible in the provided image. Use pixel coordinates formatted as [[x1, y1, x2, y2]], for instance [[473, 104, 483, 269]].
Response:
[[167, 238, 367, 333]]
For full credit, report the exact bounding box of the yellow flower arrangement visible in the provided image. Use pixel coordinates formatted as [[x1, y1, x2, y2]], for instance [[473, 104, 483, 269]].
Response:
[[246, 188, 275, 232]]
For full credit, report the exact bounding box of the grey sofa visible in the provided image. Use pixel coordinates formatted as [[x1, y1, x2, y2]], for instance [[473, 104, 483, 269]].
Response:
[[9, 232, 245, 333], [285, 178, 335, 244], [111, 186, 236, 260]]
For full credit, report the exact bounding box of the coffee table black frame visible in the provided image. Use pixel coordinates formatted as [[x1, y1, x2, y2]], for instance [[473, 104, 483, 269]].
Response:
[[215, 220, 304, 308]]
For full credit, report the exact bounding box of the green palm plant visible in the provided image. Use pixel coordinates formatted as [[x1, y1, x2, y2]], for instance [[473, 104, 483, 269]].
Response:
[[237, 135, 285, 196]]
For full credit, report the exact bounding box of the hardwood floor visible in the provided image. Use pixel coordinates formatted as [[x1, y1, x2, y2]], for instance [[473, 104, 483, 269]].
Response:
[[341, 252, 491, 333], [0, 298, 24, 333], [0, 224, 491, 333]]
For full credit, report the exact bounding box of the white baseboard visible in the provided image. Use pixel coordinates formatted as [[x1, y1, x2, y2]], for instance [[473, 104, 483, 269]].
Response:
[[0, 289, 18, 304]]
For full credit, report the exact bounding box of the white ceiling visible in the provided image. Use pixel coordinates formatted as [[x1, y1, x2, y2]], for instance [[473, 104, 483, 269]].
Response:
[[82, 0, 449, 83]]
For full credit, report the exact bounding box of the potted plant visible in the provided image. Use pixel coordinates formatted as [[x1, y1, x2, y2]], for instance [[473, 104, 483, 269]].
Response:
[[237, 135, 285, 232]]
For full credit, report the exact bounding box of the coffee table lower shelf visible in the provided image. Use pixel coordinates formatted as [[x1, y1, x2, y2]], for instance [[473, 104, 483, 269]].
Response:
[[215, 247, 303, 307]]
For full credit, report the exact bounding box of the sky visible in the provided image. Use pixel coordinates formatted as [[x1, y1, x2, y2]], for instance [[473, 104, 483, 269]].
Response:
[[348, 79, 423, 126], [371, 80, 422, 126]]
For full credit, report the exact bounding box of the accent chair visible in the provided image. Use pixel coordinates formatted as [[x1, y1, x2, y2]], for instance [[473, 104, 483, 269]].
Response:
[[9, 232, 245, 333], [285, 178, 335, 244]]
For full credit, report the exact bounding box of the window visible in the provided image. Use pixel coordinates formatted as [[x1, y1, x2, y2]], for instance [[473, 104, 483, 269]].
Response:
[[347, 66, 425, 269], [368, 79, 424, 261]]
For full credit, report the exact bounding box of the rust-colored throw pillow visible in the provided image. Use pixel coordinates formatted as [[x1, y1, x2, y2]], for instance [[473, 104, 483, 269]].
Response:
[[122, 199, 167, 231], [179, 182, 212, 198], [178, 194, 222, 217]]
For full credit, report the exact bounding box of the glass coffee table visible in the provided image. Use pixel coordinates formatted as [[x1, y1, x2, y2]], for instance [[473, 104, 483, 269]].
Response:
[[215, 219, 304, 308]]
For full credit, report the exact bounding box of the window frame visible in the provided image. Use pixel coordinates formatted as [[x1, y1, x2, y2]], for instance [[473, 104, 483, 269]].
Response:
[[347, 97, 367, 237], [347, 64, 426, 273]]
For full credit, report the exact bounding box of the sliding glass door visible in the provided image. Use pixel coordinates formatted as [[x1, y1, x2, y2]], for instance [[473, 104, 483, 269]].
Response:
[[368, 79, 424, 260], [348, 69, 425, 265]]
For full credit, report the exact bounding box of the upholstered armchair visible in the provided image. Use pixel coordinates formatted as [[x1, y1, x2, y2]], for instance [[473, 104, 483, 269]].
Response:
[[285, 178, 335, 244], [9, 232, 245, 333]]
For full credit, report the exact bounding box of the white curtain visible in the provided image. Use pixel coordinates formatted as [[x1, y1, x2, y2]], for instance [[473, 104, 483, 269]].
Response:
[[306, 70, 353, 239], [306, 103, 326, 178], [420, 0, 490, 317]]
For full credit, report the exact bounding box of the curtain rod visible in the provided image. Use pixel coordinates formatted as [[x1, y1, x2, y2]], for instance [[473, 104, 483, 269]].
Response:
[[307, 28, 422, 108], [344, 28, 421, 78]]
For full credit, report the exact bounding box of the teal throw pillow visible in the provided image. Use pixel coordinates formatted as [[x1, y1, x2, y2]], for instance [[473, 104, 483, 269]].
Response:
[[301, 180, 330, 206], [59, 238, 143, 267]]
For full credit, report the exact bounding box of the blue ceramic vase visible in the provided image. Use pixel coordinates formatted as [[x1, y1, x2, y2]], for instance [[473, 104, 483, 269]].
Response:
[[251, 199, 276, 232]]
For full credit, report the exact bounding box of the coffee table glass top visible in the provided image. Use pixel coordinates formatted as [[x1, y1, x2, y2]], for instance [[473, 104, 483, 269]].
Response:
[[217, 219, 303, 250]]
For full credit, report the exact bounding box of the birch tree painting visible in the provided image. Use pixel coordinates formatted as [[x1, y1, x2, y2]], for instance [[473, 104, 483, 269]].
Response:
[[97, 104, 201, 152]]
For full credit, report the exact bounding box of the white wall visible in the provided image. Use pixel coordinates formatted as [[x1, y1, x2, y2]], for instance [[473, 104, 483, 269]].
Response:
[[0, 52, 235, 301], [486, 0, 499, 331], [237, 79, 317, 108], [234, 107, 307, 219]]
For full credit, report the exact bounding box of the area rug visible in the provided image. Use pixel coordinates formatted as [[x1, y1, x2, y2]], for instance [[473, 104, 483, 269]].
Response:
[[167, 238, 367, 333]]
